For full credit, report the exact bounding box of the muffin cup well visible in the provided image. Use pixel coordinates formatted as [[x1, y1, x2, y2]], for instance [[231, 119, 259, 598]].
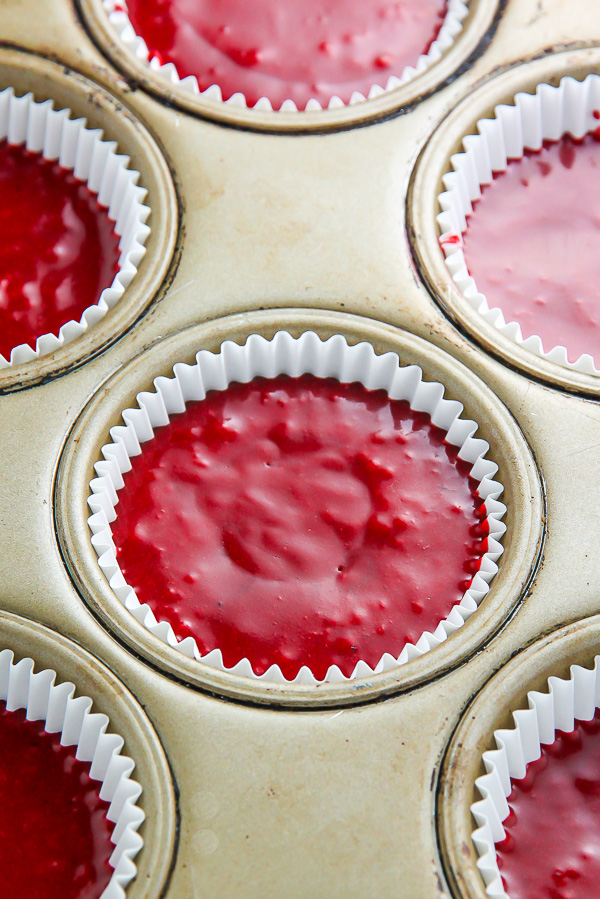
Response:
[[471, 655, 600, 898], [0, 647, 144, 898], [87, 330, 506, 685], [438, 72, 600, 376], [101, 0, 469, 112], [0, 86, 150, 367]]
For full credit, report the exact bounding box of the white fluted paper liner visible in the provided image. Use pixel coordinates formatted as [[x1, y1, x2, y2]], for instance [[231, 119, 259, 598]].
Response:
[[471, 656, 600, 898], [87, 330, 506, 685], [102, 0, 469, 112], [438, 73, 600, 375], [0, 87, 150, 367], [0, 649, 144, 897]]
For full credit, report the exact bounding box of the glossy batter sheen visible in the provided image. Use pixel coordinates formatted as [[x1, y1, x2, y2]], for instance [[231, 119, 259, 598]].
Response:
[[0, 141, 120, 361], [0, 704, 113, 898], [460, 133, 600, 365], [112, 376, 488, 679], [124, 0, 448, 108], [497, 712, 600, 899]]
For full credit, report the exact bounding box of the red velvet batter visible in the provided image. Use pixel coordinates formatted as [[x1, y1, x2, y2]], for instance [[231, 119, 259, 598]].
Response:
[[460, 133, 600, 365], [497, 711, 600, 899], [0, 704, 113, 898], [0, 141, 120, 361], [124, 0, 448, 108], [112, 375, 488, 679]]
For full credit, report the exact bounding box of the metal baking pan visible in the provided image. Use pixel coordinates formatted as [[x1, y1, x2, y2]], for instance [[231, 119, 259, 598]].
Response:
[[1, 1, 600, 895]]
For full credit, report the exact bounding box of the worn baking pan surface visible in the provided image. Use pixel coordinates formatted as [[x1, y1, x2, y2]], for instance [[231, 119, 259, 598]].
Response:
[[2, 0, 600, 896]]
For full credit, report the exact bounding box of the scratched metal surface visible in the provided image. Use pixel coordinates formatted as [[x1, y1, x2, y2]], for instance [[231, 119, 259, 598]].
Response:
[[0, 1, 599, 896]]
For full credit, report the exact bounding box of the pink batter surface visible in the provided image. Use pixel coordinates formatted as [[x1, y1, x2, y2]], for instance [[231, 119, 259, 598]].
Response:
[[124, 0, 448, 108], [461, 133, 600, 365], [497, 711, 600, 899], [112, 375, 488, 680]]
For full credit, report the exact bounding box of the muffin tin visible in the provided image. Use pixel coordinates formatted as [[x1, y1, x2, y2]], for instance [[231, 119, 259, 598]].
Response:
[[0, 612, 175, 898], [2, 0, 600, 896], [440, 618, 600, 899], [410, 46, 600, 396], [78, 0, 503, 130], [57, 312, 541, 708], [0, 48, 178, 392]]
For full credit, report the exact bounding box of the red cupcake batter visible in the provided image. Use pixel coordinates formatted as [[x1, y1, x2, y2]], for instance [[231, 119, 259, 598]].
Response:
[[112, 375, 488, 679], [497, 711, 600, 899], [0, 141, 120, 362], [124, 0, 448, 108], [0, 704, 113, 898], [460, 133, 600, 365]]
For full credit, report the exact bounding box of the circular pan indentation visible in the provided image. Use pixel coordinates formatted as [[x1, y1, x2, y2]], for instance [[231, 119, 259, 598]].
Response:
[[77, 0, 502, 133], [409, 45, 600, 398], [0, 609, 177, 898], [56, 308, 544, 709], [0, 45, 178, 393], [437, 615, 600, 899]]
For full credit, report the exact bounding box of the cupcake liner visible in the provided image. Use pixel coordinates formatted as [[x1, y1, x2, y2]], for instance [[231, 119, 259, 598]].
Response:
[[102, 0, 469, 112], [87, 331, 506, 685], [437, 72, 600, 376], [471, 655, 600, 898], [0, 648, 144, 898], [0, 86, 150, 367]]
